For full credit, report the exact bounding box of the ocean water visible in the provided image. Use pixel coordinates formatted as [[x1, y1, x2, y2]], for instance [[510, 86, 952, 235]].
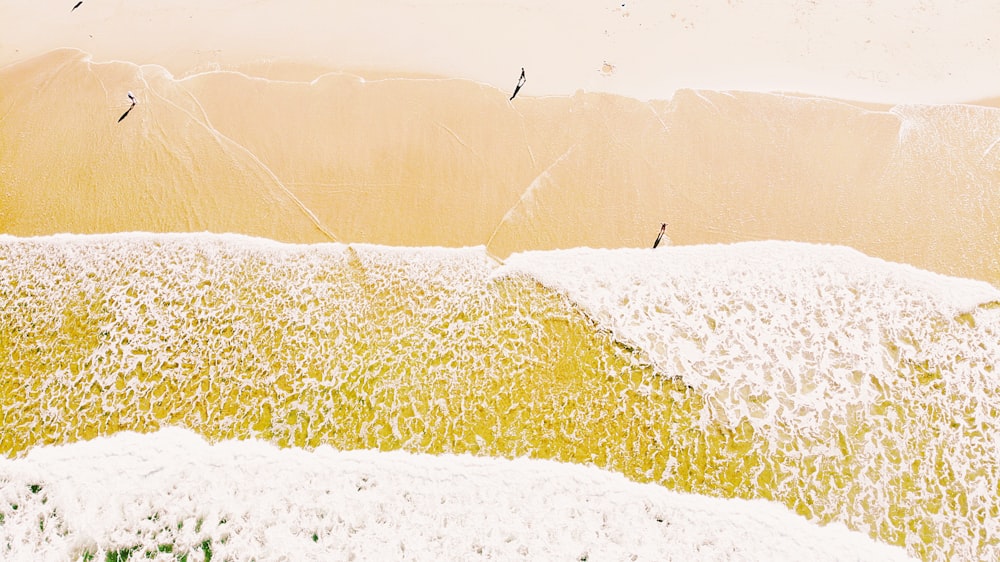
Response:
[[3, 4, 1000, 560], [1, 233, 997, 561]]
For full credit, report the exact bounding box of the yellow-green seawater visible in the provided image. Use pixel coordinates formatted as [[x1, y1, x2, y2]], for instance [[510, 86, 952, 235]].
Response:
[[1, 233, 998, 562]]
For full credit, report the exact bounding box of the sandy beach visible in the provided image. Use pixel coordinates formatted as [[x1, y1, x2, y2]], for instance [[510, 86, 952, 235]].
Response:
[[1, 0, 998, 279], [3, 0, 1000, 103]]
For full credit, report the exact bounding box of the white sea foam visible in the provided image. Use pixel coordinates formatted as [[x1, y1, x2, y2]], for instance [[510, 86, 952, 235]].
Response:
[[498, 241, 1000, 431], [2, 233, 998, 561], [0, 428, 914, 561], [496, 241, 1000, 561]]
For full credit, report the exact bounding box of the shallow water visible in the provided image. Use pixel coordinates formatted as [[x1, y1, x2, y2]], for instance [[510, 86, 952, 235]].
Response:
[[1, 233, 997, 561]]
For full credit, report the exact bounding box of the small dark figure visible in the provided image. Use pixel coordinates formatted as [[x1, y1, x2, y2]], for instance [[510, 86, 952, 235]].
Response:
[[71, 1, 83, 11], [118, 92, 136, 123], [653, 223, 667, 248], [509, 67, 526, 101]]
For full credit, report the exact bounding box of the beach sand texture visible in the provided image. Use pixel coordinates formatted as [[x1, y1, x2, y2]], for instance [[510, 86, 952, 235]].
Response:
[[2, 1, 1000, 283]]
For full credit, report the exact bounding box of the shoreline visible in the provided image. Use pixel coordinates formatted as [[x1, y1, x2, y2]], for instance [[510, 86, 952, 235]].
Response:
[[2, 0, 999, 105]]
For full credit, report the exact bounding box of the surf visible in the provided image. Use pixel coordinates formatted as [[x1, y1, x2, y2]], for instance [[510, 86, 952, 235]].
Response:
[[1, 232, 997, 560]]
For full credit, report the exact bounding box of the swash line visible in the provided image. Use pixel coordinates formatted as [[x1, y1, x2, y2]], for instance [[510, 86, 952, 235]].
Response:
[[435, 122, 484, 163], [138, 65, 340, 242], [982, 137, 1000, 160], [485, 144, 577, 250]]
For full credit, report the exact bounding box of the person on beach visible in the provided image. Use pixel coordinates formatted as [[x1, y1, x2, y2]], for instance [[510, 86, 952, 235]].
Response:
[[653, 223, 667, 248]]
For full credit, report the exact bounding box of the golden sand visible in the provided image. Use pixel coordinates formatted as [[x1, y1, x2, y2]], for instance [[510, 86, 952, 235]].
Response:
[[2, 48, 999, 285], [3, 2, 999, 282]]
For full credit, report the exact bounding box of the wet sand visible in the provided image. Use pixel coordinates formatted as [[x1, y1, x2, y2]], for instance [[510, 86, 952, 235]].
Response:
[[1, 1, 998, 284]]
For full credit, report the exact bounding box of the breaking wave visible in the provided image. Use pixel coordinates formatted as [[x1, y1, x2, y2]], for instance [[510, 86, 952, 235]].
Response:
[[1, 233, 997, 561], [0, 428, 915, 561]]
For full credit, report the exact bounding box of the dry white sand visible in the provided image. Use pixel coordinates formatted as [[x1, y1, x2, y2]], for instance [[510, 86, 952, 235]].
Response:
[[2, 0, 999, 104]]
